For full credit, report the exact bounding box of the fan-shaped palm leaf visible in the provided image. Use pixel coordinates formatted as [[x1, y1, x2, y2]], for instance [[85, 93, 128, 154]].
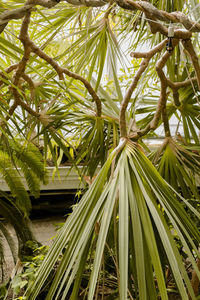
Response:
[[150, 137, 200, 199], [26, 139, 200, 299]]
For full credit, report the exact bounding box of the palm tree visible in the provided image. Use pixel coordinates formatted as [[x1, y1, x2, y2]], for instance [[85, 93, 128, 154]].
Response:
[[0, 0, 200, 299]]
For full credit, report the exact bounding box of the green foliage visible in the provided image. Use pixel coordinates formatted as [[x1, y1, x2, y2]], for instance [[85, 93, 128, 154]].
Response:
[[0, 139, 47, 216], [0, 243, 49, 300], [0, 0, 200, 299], [13, 244, 49, 297], [0, 139, 48, 277], [0, 198, 34, 283], [26, 141, 200, 299], [151, 137, 200, 199]]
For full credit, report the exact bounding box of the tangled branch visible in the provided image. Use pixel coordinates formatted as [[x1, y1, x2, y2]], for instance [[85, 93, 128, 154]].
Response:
[[0, 0, 200, 36], [126, 34, 199, 140], [0, 9, 102, 120], [126, 1, 199, 34], [19, 24, 102, 116], [119, 39, 168, 137], [0, 1, 199, 298], [135, 42, 178, 138], [0, 0, 199, 138]]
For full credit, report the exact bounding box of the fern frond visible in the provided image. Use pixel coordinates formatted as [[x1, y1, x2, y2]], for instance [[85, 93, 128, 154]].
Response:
[[9, 141, 48, 185], [0, 151, 31, 216], [15, 159, 41, 199]]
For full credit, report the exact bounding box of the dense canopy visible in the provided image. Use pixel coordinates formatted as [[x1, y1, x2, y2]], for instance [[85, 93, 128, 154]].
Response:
[[1, 0, 200, 299]]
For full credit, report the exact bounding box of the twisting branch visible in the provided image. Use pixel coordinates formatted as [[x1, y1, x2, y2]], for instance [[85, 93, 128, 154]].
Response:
[[157, 63, 172, 138], [21, 74, 36, 102], [144, 12, 191, 39], [167, 77, 197, 107], [33, 50, 102, 116], [12, 48, 31, 87], [1, 7, 102, 118], [128, 36, 199, 140], [66, 0, 107, 6], [124, 0, 199, 35], [0, 0, 63, 30], [11, 12, 40, 119], [119, 39, 168, 137], [161, 102, 170, 137], [0, 0, 199, 135], [130, 38, 168, 59], [0, 0, 108, 34], [0, 14, 40, 122], [7, 102, 18, 119], [0, 0, 200, 36], [26, 0, 62, 8], [24, 39, 65, 80], [0, 5, 33, 33], [131, 38, 197, 108], [61, 69, 102, 116], [19, 26, 102, 116], [155, 40, 179, 136], [132, 40, 179, 139], [13, 12, 32, 87], [120, 58, 149, 137], [182, 39, 200, 91]]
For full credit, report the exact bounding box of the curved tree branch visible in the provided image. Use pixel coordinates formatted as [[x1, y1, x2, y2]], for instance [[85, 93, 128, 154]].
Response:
[[0, 0, 199, 141], [66, 0, 107, 6], [11, 13, 32, 119], [126, 0, 200, 34], [0, 0, 200, 37], [120, 58, 149, 137], [0, 0, 107, 33], [182, 39, 200, 90], [132, 40, 179, 139], [22, 74, 36, 102], [1, 7, 102, 118], [19, 29, 102, 116], [120, 39, 168, 137]]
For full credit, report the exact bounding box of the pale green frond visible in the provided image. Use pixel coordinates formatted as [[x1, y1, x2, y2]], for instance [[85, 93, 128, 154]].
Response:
[[26, 139, 200, 299]]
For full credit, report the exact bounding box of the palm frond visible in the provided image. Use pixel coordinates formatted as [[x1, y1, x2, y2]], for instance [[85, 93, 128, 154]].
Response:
[[150, 137, 200, 199], [26, 139, 200, 299]]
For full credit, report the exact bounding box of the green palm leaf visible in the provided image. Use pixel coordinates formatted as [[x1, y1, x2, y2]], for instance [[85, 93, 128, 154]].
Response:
[[26, 139, 200, 299], [151, 137, 200, 199]]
